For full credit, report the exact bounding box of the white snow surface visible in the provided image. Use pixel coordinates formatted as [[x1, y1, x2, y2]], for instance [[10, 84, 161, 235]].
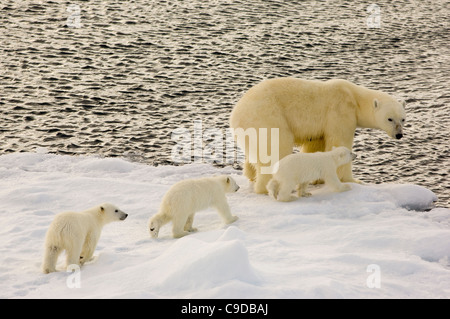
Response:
[[0, 152, 448, 299]]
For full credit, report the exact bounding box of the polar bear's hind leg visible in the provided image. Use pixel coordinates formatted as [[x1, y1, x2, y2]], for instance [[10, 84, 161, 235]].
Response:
[[42, 245, 62, 274]]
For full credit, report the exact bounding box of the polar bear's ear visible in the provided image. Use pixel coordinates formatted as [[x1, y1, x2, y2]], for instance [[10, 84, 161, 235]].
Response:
[[100, 206, 105, 213], [402, 101, 406, 109], [226, 177, 230, 184]]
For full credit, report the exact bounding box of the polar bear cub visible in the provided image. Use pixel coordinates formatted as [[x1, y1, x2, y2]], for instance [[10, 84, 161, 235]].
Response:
[[149, 175, 239, 238], [42, 203, 128, 274], [267, 147, 356, 202]]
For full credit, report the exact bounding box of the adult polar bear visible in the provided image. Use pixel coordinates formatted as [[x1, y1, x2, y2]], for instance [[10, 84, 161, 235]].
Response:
[[230, 77, 406, 194]]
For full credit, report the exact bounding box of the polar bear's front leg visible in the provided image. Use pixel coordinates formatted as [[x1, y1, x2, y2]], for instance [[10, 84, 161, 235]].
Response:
[[324, 169, 352, 192], [172, 225, 190, 238], [80, 232, 98, 265], [184, 214, 198, 233], [297, 183, 312, 197], [337, 163, 362, 184], [277, 181, 297, 202], [66, 242, 83, 269], [214, 197, 238, 224], [173, 229, 190, 238], [254, 170, 272, 194], [172, 214, 191, 238]]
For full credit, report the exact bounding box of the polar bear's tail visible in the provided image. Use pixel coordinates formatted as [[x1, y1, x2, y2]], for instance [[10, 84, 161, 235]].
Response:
[[266, 178, 280, 200]]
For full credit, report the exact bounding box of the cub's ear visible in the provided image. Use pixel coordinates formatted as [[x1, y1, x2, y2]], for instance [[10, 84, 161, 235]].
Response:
[[226, 177, 230, 184], [100, 206, 105, 213], [373, 99, 379, 109], [402, 101, 406, 108]]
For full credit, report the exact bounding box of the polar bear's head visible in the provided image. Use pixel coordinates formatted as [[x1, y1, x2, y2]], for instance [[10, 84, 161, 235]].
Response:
[[99, 203, 128, 224], [223, 176, 240, 193], [148, 216, 161, 238], [373, 98, 406, 140], [331, 146, 356, 167]]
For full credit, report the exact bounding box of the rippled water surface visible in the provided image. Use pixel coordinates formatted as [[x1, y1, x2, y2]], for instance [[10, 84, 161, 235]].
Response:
[[1, 0, 449, 207]]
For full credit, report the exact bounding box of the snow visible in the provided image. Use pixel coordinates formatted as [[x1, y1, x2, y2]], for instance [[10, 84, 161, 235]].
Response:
[[0, 152, 448, 299]]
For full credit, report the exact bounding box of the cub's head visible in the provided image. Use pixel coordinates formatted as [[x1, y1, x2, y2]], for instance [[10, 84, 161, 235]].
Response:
[[148, 216, 161, 238], [373, 98, 406, 140], [99, 203, 128, 223], [223, 176, 240, 193], [331, 146, 356, 167]]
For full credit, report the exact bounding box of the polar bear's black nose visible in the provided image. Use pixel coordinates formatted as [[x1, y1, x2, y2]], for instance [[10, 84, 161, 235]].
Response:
[[395, 133, 403, 139]]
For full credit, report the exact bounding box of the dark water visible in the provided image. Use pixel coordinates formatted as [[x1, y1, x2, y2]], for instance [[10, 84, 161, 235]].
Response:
[[0, 0, 449, 207]]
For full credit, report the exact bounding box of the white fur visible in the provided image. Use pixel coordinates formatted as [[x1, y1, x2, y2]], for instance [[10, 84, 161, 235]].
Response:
[[230, 77, 406, 193], [267, 147, 356, 202], [41, 203, 127, 274], [148, 176, 239, 238]]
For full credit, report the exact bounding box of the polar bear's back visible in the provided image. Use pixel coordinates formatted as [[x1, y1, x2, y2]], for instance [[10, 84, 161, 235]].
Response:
[[160, 177, 225, 214], [275, 151, 334, 182], [230, 78, 358, 142], [46, 211, 92, 249]]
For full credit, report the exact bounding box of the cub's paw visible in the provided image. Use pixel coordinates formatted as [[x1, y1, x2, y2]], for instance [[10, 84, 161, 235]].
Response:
[[278, 195, 298, 202], [227, 215, 239, 224], [339, 184, 352, 192], [300, 192, 312, 197], [173, 230, 190, 239]]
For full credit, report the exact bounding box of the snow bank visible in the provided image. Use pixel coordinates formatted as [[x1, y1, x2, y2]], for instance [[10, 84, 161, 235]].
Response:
[[0, 152, 448, 299]]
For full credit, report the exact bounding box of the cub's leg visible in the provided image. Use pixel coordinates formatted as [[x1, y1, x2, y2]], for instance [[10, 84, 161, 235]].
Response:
[[214, 196, 238, 224], [184, 214, 198, 232], [266, 178, 280, 200], [297, 182, 312, 197], [324, 169, 352, 192], [42, 245, 62, 274], [66, 241, 83, 269], [80, 232, 98, 265], [172, 213, 191, 238], [276, 180, 297, 202]]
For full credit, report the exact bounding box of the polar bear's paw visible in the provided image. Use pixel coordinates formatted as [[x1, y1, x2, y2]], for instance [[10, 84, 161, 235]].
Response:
[[226, 215, 239, 224], [301, 192, 312, 197], [277, 195, 298, 202], [173, 230, 190, 238], [338, 184, 352, 192]]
